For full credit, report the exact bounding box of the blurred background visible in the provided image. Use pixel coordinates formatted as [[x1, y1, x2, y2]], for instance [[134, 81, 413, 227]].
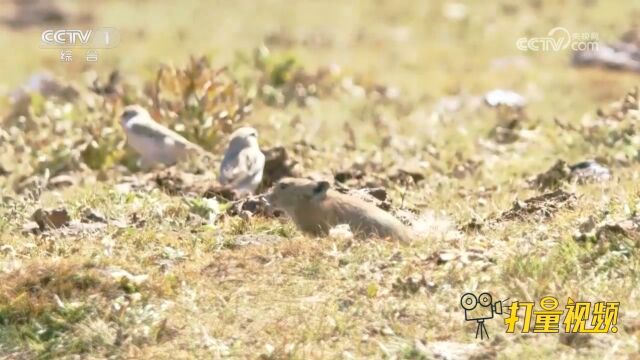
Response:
[[1, 0, 638, 104]]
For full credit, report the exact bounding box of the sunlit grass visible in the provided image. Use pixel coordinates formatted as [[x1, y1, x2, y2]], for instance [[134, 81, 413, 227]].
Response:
[[0, 0, 639, 358]]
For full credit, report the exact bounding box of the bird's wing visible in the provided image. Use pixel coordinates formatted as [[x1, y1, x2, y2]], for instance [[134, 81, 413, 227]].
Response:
[[127, 121, 166, 139], [220, 148, 264, 186], [129, 121, 204, 153]]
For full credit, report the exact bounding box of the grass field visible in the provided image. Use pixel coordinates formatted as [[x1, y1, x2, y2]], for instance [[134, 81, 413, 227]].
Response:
[[1, 0, 640, 358]]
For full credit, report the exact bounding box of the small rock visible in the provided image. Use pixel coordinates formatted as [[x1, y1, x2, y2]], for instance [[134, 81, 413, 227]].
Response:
[[106, 267, 148, 286], [366, 188, 388, 201], [81, 208, 107, 223], [344, 187, 392, 211], [347, 187, 387, 202], [498, 190, 576, 222], [389, 163, 428, 184], [21, 221, 41, 235], [48, 174, 76, 188], [595, 216, 640, 241], [329, 224, 354, 240], [31, 207, 71, 230], [532, 159, 611, 190], [334, 169, 364, 183], [380, 326, 395, 336], [569, 160, 611, 184], [227, 195, 274, 218], [484, 89, 526, 108], [203, 186, 237, 201], [437, 251, 458, 264]]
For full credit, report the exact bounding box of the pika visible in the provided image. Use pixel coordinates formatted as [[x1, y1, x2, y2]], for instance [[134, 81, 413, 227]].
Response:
[[266, 177, 412, 242]]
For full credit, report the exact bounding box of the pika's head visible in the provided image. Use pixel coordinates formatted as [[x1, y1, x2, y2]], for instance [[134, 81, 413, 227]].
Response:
[[266, 177, 330, 211], [228, 127, 259, 150], [120, 105, 148, 126]]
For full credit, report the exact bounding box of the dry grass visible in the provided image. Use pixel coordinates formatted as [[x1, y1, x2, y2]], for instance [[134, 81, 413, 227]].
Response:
[[1, 0, 640, 358]]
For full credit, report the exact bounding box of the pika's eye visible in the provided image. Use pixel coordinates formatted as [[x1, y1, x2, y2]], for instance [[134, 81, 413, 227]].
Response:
[[278, 183, 289, 190], [313, 181, 330, 194]]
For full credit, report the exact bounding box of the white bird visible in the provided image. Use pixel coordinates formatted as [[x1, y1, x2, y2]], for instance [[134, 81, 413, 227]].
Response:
[[119, 105, 208, 168], [219, 127, 265, 196]]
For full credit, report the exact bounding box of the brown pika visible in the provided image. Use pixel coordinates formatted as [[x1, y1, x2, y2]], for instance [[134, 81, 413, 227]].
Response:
[[266, 177, 412, 242]]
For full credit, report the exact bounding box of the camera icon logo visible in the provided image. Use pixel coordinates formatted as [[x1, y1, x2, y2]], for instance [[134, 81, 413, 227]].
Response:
[[460, 292, 503, 339]]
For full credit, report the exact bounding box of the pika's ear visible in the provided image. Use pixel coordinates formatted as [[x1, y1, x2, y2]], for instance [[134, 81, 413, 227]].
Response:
[[313, 180, 330, 195]]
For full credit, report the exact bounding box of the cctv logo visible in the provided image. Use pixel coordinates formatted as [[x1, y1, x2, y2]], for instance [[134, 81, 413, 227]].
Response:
[[460, 292, 503, 340], [40, 28, 119, 48], [42, 30, 92, 46]]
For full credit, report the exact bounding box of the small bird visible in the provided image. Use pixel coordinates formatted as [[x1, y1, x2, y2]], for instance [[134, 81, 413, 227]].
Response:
[[219, 127, 265, 196], [119, 105, 208, 168]]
